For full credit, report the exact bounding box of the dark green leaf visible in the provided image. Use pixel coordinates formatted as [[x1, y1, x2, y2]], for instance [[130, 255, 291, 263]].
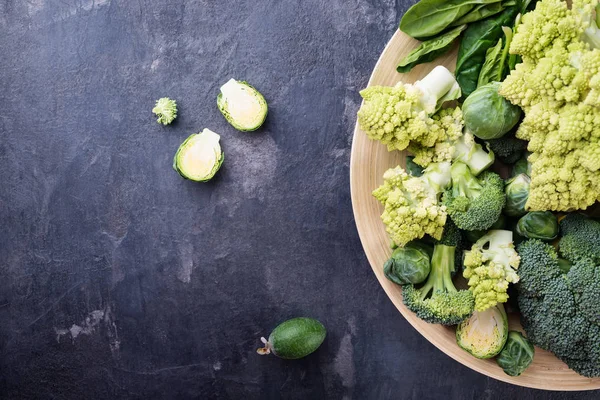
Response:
[[400, 0, 502, 40], [455, 4, 520, 97], [451, 0, 513, 26], [397, 25, 466, 73], [477, 38, 503, 87]]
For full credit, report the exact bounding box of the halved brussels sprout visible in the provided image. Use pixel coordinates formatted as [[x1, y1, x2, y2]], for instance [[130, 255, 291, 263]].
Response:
[[217, 79, 268, 131], [456, 303, 508, 359], [173, 129, 224, 182]]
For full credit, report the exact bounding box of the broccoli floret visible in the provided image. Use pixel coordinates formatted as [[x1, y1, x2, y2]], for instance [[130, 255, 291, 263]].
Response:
[[402, 244, 474, 325], [152, 97, 178, 125], [463, 230, 521, 311], [486, 132, 528, 164], [442, 162, 506, 231], [357, 66, 461, 152], [373, 162, 451, 247], [516, 238, 600, 377], [558, 213, 600, 263]]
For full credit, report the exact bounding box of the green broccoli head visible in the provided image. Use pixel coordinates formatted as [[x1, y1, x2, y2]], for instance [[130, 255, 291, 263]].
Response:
[[463, 230, 520, 311], [558, 213, 600, 263], [442, 162, 506, 231], [402, 244, 474, 325], [486, 133, 528, 165], [516, 238, 600, 377]]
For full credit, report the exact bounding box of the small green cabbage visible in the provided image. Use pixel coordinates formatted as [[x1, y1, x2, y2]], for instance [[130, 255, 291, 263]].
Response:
[[456, 303, 508, 359], [463, 82, 521, 140], [504, 174, 530, 217], [383, 242, 431, 285], [516, 211, 559, 241], [496, 331, 535, 376], [173, 129, 224, 182], [218, 79, 268, 131]]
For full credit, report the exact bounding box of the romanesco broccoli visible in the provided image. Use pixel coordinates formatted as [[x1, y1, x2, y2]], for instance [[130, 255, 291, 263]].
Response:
[[463, 230, 520, 311]]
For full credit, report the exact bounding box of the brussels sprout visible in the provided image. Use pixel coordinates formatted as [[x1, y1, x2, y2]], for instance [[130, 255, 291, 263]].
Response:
[[496, 331, 535, 376], [456, 304, 508, 359], [217, 79, 268, 131], [173, 129, 224, 182], [463, 82, 521, 140], [383, 242, 431, 285], [516, 211, 558, 241], [464, 214, 506, 243], [512, 153, 531, 177], [504, 174, 530, 217], [257, 317, 326, 359]]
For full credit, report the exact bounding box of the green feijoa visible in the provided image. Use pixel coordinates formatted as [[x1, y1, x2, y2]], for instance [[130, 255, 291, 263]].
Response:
[[257, 317, 326, 359]]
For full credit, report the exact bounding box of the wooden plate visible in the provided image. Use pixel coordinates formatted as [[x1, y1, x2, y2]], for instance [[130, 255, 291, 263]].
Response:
[[349, 29, 600, 391]]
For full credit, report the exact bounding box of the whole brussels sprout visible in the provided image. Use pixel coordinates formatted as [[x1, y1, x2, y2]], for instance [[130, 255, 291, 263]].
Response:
[[516, 211, 559, 241], [496, 331, 535, 376], [463, 82, 522, 140], [383, 242, 431, 285], [504, 174, 530, 217]]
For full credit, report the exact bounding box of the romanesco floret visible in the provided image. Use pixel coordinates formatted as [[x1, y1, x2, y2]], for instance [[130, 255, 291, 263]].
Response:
[[442, 162, 505, 231], [357, 66, 461, 152], [152, 97, 178, 125], [372, 162, 451, 247], [463, 230, 520, 311], [499, 0, 600, 211]]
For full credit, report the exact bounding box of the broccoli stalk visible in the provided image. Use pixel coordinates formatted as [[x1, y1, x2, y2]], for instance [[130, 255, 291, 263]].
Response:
[[358, 66, 462, 152], [442, 162, 506, 231], [402, 243, 475, 325]]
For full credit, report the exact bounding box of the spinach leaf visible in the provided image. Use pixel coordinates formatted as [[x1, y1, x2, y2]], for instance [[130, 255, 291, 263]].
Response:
[[455, 4, 519, 97], [397, 25, 466, 73], [451, 0, 513, 26], [400, 0, 502, 40], [477, 38, 503, 87]]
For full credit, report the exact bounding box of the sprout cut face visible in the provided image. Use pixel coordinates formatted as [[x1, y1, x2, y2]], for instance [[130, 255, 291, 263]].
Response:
[[173, 129, 224, 182], [218, 79, 268, 131]]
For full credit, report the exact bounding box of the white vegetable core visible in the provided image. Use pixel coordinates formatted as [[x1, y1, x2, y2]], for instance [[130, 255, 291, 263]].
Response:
[[220, 79, 263, 128], [179, 129, 222, 180]]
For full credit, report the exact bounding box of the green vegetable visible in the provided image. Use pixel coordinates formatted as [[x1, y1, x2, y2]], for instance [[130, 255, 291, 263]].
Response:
[[399, 0, 503, 40], [397, 25, 466, 73], [442, 162, 506, 231], [486, 131, 527, 164], [557, 258, 573, 274], [504, 174, 530, 217], [517, 234, 600, 377], [499, 0, 600, 212], [405, 156, 424, 177], [496, 331, 535, 376], [452, 0, 514, 26], [516, 211, 558, 241], [511, 155, 531, 177], [384, 243, 432, 285], [402, 227, 475, 326], [358, 66, 461, 152], [152, 97, 178, 125], [257, 317, 326, 359], [464, 214, 505, 243], [217, 79, 268, 131], [173, 129, 224, 182], [455, 4, 519, 97], [463, 82, 521, 140], [373, 162, 451, 247], [456, 304, 508, 358], [558, 213, 600, 264], [477, 25, 514, 87], [463, 230, 520, 311]]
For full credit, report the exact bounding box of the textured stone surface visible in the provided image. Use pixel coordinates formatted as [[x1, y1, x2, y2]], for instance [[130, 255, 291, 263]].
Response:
[[0, 0, 597, 399]]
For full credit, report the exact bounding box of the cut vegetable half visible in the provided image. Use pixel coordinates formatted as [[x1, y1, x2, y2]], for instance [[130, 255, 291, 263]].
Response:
[[173, 129, 224, 182], [217, 79, 268, 131]]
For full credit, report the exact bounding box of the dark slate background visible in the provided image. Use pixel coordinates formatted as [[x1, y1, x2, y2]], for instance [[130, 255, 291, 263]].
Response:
[[0, 0, 597, 399]]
